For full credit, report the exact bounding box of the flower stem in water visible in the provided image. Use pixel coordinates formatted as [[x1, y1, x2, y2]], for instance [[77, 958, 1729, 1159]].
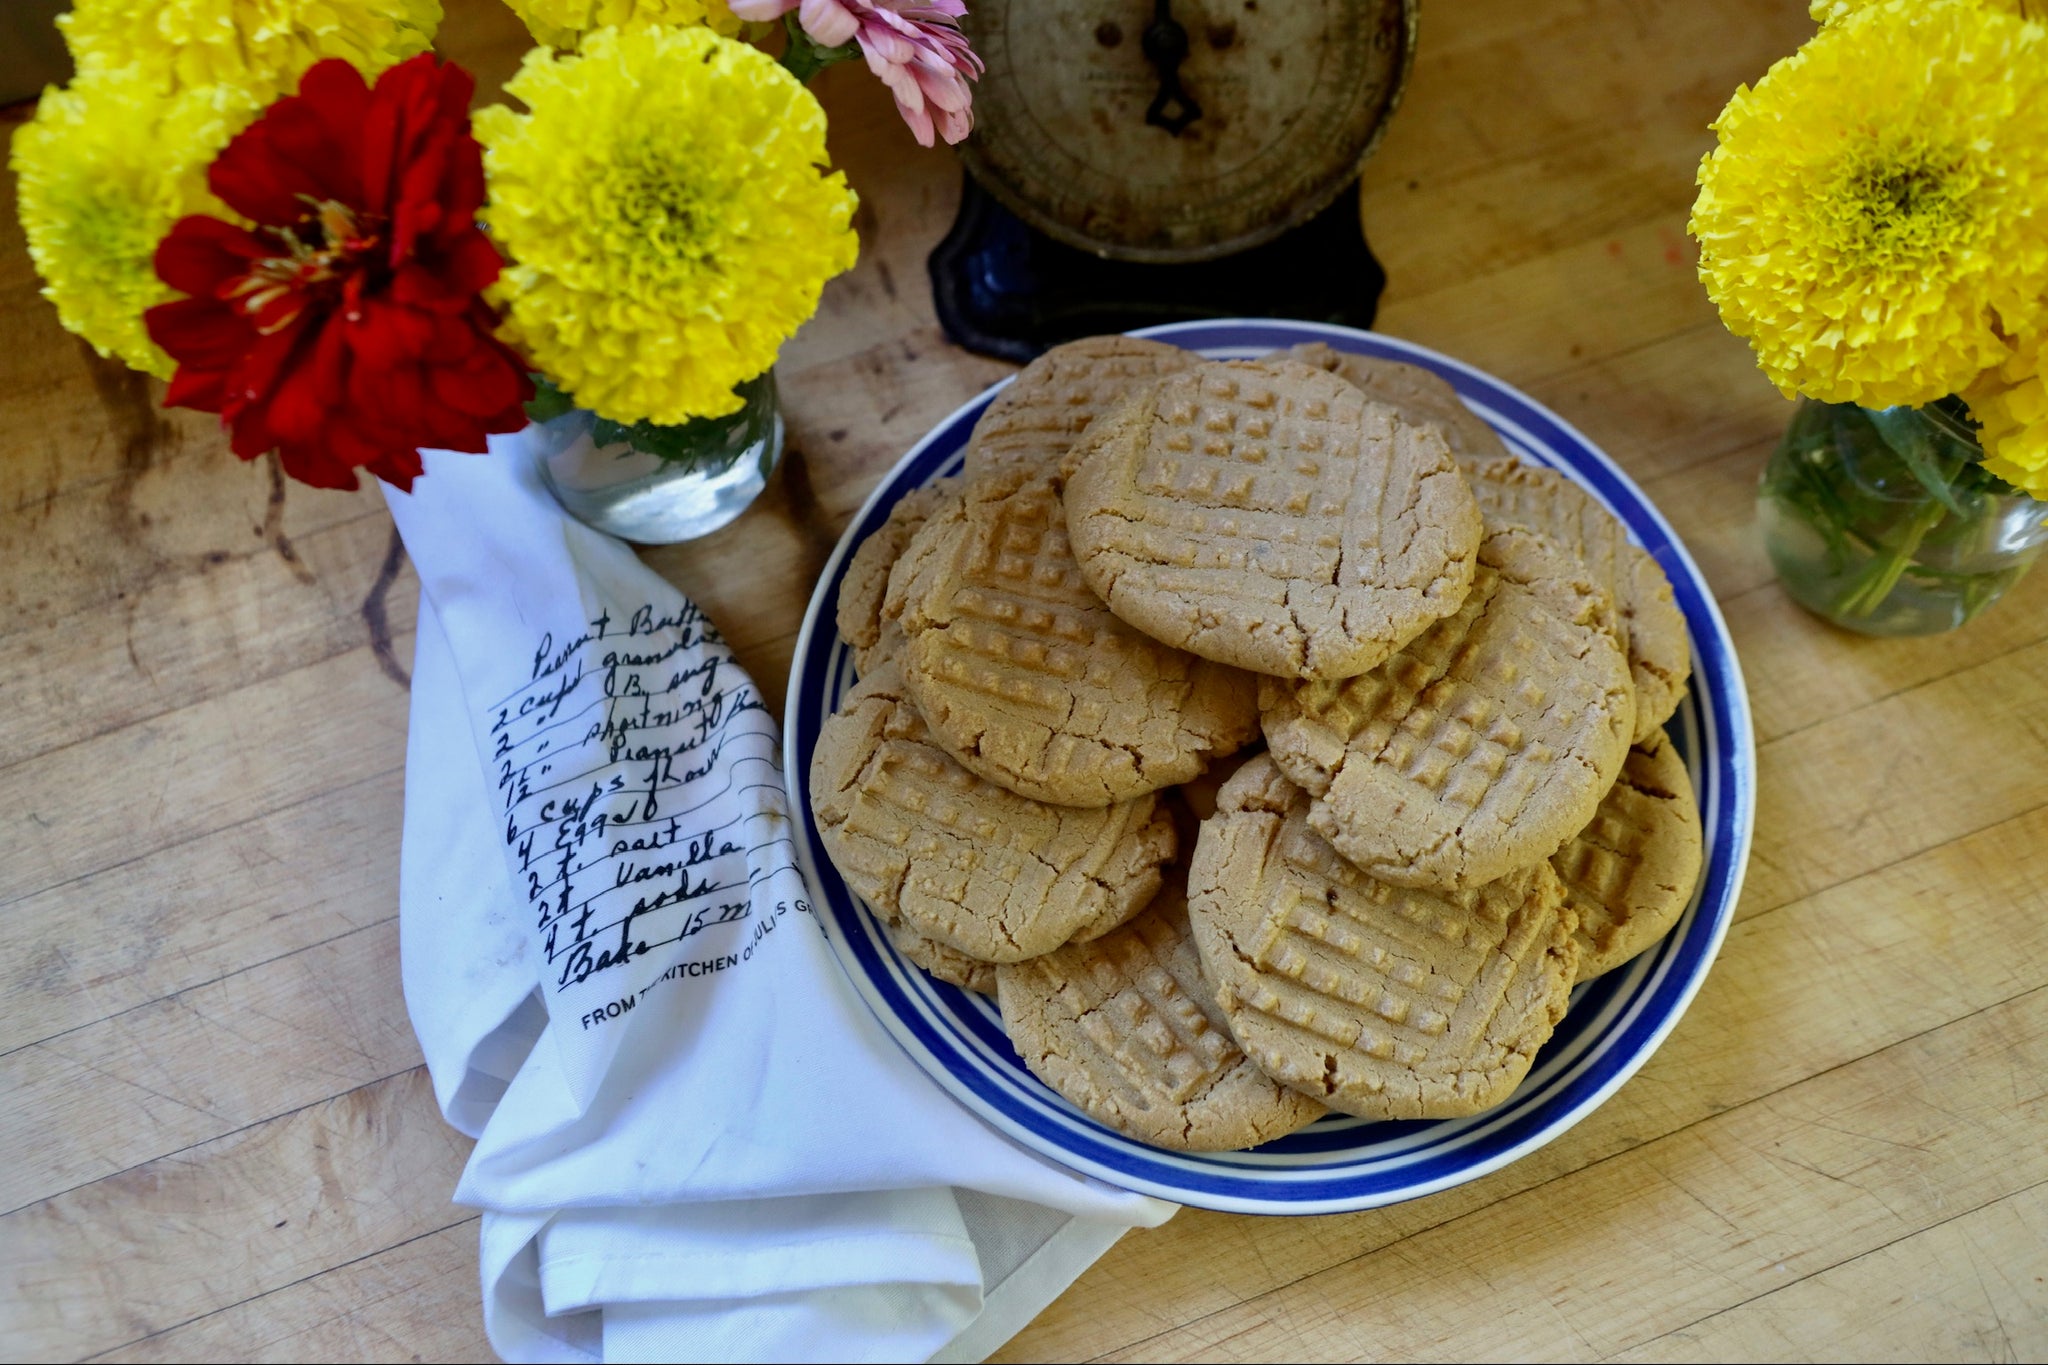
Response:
[[1834, 497, 1946, 618]]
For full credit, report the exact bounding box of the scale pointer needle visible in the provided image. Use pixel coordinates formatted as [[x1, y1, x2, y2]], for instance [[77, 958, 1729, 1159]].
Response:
[[1142, 0, 1202, 136]]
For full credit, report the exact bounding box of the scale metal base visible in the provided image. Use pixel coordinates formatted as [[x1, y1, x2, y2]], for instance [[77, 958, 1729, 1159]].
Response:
[[928, 175, 1388, 363]]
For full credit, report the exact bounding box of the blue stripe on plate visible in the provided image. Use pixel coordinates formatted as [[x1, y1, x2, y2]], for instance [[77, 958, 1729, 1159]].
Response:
[[782, 319, 1756, 1214]]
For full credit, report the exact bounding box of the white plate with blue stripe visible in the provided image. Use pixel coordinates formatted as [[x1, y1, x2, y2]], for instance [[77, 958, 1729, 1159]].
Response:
[[783, 319, 1755, 1215]]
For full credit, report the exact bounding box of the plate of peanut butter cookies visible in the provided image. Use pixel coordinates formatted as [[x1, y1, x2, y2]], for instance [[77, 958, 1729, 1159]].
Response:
[[785, 320, 1755, 1214]]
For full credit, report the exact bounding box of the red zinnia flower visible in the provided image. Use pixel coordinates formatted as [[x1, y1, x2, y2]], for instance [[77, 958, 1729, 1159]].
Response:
[[145, 55, 532, 491]]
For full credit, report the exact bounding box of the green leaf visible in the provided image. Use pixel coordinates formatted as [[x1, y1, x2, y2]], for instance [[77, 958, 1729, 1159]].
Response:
[[779, 15, 860, 83], [524, 373, 577, 424], [1866, 406, 1970, 518], [534, 371, 775, 471], [1917, 395, 1984, 453], [593, 414, 734, 470]]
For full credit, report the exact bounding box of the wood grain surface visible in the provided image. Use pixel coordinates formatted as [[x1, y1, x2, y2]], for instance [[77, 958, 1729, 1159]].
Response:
[[5, 1, 2046, 1360]]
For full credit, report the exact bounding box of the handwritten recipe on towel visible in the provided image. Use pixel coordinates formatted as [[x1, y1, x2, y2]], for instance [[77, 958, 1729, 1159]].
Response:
[[486, 601, 804, 1029]]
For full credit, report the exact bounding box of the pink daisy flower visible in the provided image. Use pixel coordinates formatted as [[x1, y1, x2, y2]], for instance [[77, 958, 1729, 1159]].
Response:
[[734, 0, 983, 147]]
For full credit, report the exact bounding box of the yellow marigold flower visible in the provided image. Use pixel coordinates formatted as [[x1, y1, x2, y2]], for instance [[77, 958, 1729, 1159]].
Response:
[[10, 68, 261, 377], [1810, 0, 2033, 24], [59, 0, 441, 100], [478, 25, 858, 426], [501, 0, 741, 50], [1966, 336, 2048, 497], [1691, 1, 2048, 408]]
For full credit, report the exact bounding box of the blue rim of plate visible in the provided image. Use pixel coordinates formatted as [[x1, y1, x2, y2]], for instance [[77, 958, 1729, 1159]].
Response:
[[783, 319, 1756, 1215]]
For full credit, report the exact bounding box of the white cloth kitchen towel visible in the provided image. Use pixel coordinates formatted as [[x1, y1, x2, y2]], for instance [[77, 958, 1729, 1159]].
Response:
[[385, 435, 1174, 1364]]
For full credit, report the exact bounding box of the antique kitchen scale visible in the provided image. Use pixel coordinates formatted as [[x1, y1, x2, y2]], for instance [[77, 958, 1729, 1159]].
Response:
[[930, 0, 1418, 360]]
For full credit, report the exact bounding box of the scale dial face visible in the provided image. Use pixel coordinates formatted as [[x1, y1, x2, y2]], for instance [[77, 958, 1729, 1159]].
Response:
[[958, 0, 1415, 263]]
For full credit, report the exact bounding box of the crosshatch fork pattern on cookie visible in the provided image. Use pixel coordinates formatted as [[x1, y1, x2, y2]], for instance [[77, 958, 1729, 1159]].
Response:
[[1242, 819, 1556, 1071], [1128, 368, 1373, 581]]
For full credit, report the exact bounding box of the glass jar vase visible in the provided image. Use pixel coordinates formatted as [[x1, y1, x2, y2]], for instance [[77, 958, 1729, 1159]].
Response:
[[1757, 398, 2048, 636], [531, 370, 785, 544]]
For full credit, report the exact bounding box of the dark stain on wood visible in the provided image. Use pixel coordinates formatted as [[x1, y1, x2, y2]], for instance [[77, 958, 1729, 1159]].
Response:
[[361, 523, 412, 691], [263, 454, 317, 586], [772, 444, 838, 594], [123, 593, 148, 678], [79, 342, 172, 526], [851, 196, 880, 243]]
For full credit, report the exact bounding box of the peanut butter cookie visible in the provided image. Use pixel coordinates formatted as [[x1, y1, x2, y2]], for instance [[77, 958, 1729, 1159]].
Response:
[[1280, 341, 1510, 465], [1064, 359, 1483, 680], [809, 662, 1175, 961], [998, 874, 1326, 1149], [885, 920, 997, 995], [1552, 731, 1703, 980], [1185, 757, 1579, 1120], [965, 335, 1198, 481], [1463, 455, 1691, 742], [836, 476, 965, 675], [888, 466, 1258, 808], [1261, 526, 1635, 891]]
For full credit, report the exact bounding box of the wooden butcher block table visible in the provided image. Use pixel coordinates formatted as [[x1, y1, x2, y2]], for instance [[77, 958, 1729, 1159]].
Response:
[[4, 1, 2044, 1359]]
